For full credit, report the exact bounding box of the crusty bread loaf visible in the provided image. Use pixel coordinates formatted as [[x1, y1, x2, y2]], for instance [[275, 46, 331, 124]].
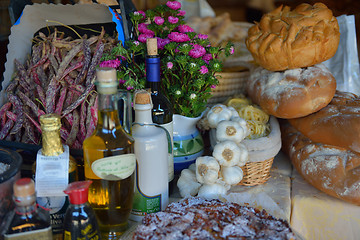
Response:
[[281, 121, 360, 205], [289, 91, 360, 154], [246, 63, 336, 119], [246, 3, 340, 71]]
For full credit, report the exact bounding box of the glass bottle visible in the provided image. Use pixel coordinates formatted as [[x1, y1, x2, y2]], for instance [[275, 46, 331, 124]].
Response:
[[82, 67, 136, 239], [146, 38, 174, 194], [34, 113, 78, 240], [3, 178, 52, 240], [63, 180, 100, 240], [130, 90, 169, 222]]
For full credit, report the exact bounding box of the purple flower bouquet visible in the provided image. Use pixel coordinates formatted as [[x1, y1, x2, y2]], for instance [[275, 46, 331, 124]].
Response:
[[101, 0, 234, 117]]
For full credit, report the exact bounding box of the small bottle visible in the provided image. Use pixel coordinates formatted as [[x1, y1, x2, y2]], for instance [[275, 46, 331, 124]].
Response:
[[63, 180, 100, 240], [83, 67, 136, 239], [130, 90, 169, 222], [3, 178, 52, 240], [34, 113, 78, 240], [146, 38, 175, 194]]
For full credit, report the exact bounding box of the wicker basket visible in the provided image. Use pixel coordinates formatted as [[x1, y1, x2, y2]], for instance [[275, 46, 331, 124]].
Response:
[[208, 71, 249, 105], [238, 157, 274, 186]]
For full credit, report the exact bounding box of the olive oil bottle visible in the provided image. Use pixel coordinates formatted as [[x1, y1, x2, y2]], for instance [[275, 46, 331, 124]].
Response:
[[83, 67, 135, 239]]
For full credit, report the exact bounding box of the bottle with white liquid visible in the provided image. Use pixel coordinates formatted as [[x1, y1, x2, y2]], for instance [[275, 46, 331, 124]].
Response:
[[130, 90, 169, 222]]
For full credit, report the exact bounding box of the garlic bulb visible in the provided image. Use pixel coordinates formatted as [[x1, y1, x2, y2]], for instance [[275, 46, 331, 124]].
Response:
[[216, 120, 247, 143], [236, 142, 249, 167], [177, 169, 201, 197], [230, 116, 249, 136], [197, 183, 228, 199], [221, 166, 244, 185], [195, 156, 220, 184], [228, 106, 240, 118], [207, 104, 233, 128], [212, 140, 242, 167]]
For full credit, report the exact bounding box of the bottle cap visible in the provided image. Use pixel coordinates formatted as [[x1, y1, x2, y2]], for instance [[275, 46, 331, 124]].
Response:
[[96, 67, 118, 95], [13, 178, 35, 198], [146, 38, 158, 56], [64, 180, 93, 205], [40, 114, 61, 131]]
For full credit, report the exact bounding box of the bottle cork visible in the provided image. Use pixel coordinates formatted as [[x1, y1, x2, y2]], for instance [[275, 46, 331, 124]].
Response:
[[14, 178, 35, 198], [135, 90, 151, 105], [147, 38, 158, 56], [96, 67, 118, 94]]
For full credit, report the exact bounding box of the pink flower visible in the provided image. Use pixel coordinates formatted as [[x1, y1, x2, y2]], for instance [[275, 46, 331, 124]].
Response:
[[119, 79, 126, 84], [177, 10, 186, 16], [211, 85, 216, 89], [168, 32, 190, 42], [127, 86, 134, 90], [168, 16, 179, 24], [157, 38, 170, 49], [138, 23, 154, 35], [197, 34, 208, 39], [229, 46, 235, 55], [119, 55, 127, 61], [166, 1, 181, 10], [134, 41, 140, 46], [177, 25, 194, 33], [200, 66, 208, 74], [202, 54, 213, 61], [154, 16, 165, 25], [167, 62, 173, 69], [99, 59, 121, 68], [134, 11, 146, 19], [138, 33, 154, 43], [189, 44, 206, 58]]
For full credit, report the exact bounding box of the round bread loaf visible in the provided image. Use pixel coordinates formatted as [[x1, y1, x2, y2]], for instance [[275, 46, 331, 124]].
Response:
[[289, 91, 360, 154], [246, 64, 337, 119], [246, 3, 340, 71]]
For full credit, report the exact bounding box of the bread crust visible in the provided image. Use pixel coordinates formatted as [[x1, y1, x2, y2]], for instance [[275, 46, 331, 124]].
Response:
[[281, 120, 360, 205], [246, 64, 336, 119], [246, 3, 340, 71], [289, 91, 360, 153]]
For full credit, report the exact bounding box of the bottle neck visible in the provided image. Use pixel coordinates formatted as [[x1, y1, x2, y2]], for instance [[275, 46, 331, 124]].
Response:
[[97, 92, 122, 130], [14, 193, 37, 215], [42, 127, 63, 156], [146, 56, 161, 93], [134, 104, 153, 125]]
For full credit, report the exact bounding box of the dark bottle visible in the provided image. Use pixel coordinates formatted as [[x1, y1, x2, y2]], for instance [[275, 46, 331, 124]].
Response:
[[146, 38, 174, 194], [63, 180, 100, 240], [3, 178, 52, 240]]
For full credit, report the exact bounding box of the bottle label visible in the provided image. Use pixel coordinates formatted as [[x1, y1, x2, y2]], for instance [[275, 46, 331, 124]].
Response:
[[131, 178, 161, 217], [161, 121, 174, 182], [4, 226, 52, 240], [37, 195, 68, 236], [64, 224, 100, 240], [35, 145, 70, 197], [91, 154, 136, 180]]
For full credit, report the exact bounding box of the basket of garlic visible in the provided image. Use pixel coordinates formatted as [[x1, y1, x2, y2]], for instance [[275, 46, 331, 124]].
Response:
[[177, 96, 281, 198]]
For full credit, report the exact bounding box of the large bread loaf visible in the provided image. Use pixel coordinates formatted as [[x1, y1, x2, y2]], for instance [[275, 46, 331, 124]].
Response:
[[246, 2, 340, 71], [281, 121, 360, 205], [289, 91, 360, 154]]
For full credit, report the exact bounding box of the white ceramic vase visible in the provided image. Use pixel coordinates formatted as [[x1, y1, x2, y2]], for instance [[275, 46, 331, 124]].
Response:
[[173, 114, 204, 173]]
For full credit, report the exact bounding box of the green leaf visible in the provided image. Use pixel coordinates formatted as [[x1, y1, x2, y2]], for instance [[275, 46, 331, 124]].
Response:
[[186, 140, 195, 153]]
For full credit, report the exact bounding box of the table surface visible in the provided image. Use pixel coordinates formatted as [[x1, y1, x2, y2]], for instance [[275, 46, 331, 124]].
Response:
[[120, 151, 360, 240]]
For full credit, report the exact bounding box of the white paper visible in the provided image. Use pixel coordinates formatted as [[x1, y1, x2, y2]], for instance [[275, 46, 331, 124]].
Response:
[[35, 145, 70, 197], [324, 15, 360, 95]]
